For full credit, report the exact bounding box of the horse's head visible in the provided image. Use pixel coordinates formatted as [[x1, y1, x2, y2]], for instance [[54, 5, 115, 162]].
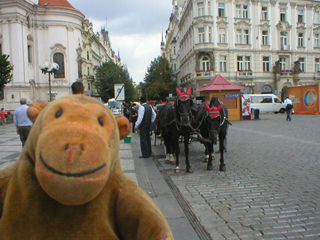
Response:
[[176, 87, 193, 125], [205, 102, 223, 144]]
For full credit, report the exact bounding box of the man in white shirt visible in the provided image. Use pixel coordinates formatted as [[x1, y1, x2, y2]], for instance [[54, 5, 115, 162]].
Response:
[[284, 96, 293, 121], [134, 96, 156, 158]]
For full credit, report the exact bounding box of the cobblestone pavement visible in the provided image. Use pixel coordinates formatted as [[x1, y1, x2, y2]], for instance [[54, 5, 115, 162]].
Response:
[[153, 113, 320, 240]]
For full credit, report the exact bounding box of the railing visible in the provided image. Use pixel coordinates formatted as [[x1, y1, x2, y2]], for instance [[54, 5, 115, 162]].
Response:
[[280, 71, 293, 76], [195, 71, 214, 78], [281, 45, 290, 51], [238, 71, 253, 76]]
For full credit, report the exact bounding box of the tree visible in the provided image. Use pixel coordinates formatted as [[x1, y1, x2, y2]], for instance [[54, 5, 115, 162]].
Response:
[[0, 53, 14, 91], [95, 61, 138, 103], [142, 56, 176, 101]]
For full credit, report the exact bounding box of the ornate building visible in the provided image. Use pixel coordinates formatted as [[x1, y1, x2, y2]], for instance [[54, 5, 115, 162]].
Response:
[[0, 0, 118, 110], [165, 0, 320, 100]]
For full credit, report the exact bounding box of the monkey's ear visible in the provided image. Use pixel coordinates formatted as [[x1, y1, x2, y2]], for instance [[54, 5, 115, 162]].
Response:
[[115, 116, 130, 140], [27, 101, 49, 123]]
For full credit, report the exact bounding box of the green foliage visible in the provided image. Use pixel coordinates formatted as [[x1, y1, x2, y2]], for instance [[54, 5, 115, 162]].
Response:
[[142, 56, 176, 101], [0, 53, 14, 91], [94, 61, 138, 103]]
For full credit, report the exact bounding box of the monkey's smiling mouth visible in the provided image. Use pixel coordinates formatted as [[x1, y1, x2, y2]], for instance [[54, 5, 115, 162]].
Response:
[[40, 152, 106, 177]]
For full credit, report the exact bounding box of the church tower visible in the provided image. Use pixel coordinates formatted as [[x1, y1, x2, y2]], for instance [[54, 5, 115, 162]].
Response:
[[160, 29, 165, 57]]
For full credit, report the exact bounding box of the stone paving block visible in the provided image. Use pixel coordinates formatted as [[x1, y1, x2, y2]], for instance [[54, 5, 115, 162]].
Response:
[[282, 232, 304, 239], [261, 233, 286, 239]]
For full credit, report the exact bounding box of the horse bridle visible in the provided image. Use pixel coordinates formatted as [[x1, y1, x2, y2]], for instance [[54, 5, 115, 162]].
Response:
[[174, 97, 193, 130]]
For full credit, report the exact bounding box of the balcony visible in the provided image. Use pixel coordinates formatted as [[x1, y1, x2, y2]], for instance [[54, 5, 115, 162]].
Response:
[[281, 45, 290, 51], [237, 70, 253, 78], [280, 70, 293, 77], [195, 70, 215, 78]]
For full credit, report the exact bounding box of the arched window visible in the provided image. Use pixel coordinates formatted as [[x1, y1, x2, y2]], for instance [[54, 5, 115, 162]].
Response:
[[53, 52, 65, 78], [202, 56, 210, 71]]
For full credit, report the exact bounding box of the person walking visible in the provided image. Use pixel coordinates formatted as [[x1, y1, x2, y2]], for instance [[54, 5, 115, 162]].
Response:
[[14, 98, 33, 147], [0, 108, 7, 125], [71, 81, 85, 95], [130, 103, 138, 133], [284, 96, 293, 121], [135, 96, 156, 158]]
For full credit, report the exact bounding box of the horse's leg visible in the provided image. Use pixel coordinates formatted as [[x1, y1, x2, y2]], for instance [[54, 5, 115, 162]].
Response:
[[219, 132, 226, 171], [206, 142, 214, 170], [204, 144, 209, 162], [184, 132, 192, 173], [163, 133, 171, 164], [173, 135, 180, 173]]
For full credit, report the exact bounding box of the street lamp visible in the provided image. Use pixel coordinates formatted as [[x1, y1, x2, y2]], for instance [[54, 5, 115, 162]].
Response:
[[39, 62, 59, 102]]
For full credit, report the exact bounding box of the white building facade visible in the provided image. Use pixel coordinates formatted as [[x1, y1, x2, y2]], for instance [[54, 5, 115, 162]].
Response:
[[166, 0, 320, 100], [0, 0, 119, 110]]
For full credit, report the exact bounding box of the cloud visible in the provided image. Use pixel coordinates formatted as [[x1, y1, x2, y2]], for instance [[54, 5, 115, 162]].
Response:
[[68, 0, 172, 83]]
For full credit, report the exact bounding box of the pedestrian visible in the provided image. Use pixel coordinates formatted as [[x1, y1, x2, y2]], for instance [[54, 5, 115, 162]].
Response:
[[284, 96, 293, 121], [130, 103, 138, 133], [135, 96, 156, 158], [0, 108, 7, 125], [14, 98, 33, 147], [71, 81, 85, 95]]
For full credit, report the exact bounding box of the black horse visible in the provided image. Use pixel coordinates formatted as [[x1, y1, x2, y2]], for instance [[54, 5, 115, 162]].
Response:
[[194, 97, 230, 171], [156, 87, 194, 173]]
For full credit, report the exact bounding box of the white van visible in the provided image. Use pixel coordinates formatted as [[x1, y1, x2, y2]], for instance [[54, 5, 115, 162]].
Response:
[[242, 94, 286, 113]]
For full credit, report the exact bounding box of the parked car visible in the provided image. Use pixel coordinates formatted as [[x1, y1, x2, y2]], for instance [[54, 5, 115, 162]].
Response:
[[242, 94, 286, 113]]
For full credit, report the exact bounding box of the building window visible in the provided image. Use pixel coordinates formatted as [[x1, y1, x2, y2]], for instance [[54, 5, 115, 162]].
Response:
[[218, 3, 225, 17], [280, 8, 286, 22], [244, 56, 251, 70], [299, 58, 305, 72], [198, 2, 204, 16], [53, 52, 65, 79], [220, 55, 227, 72], [262, 56, 270, 72], [237, 56, 251, 71], [236, 4, 248, 18], [202, 56, 210, 71], [315, 11, 320, 24], [280, 57, 286, 70], [298, 9, 304, 23], [315, 58, 320, 72], [237, 56, 243, 71], [261, 6, 268, 20], [280, 31, 288, 49], [198, 27, 205, 43], [315, 34, 320, 47], [236, 29, 242, 44], [236, 4, 242, 18], [298, 33, 304, 47], [262, 30, 268, 45], [87, 51, 89, 60], [208, 1, 211, 15], [236, 29, 250, 44], [173, 46, 176, 55], [243, 5, 248, 19], [0, 43, 2, 53], [219, 28, 226, 43], [209, 27, 212, 42], [244, 29, 249, 44], [27, 45, 32, 63]]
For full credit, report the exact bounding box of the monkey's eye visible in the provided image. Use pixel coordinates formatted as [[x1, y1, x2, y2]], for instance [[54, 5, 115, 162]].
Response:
[[98, 117, 104, 126], [56, 110, 63, 118]]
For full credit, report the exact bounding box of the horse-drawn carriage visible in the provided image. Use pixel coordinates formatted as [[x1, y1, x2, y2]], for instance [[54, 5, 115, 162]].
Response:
[[154, 87, 231, 173]]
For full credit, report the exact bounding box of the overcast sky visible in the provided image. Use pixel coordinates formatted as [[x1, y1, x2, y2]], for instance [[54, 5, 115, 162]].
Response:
[[67, 0, 173, 84]]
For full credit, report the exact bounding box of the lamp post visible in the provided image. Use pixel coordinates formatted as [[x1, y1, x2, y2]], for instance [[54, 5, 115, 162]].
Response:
[[39, 62, 59, 102]]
